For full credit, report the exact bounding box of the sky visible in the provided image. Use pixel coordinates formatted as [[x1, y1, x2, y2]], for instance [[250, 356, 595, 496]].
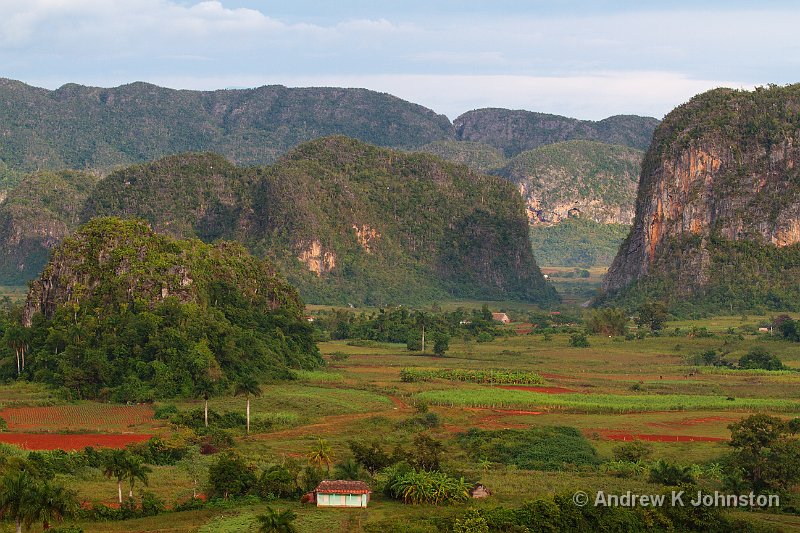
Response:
[[1, 1, 798, 120]]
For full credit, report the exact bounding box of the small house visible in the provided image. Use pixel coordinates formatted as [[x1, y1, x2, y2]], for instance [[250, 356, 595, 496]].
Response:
[[313, 480, 371, 508], [491, 312, 511, 324], [470, 483, 492, 498]]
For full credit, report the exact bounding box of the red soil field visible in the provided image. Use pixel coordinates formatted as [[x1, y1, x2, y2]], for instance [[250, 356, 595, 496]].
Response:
[[593, 431, 727, 443], [0, 433, 153, 450], [647, 416, 738, 429], [0, 404, 154, 431], [498, 385, 577, 394]]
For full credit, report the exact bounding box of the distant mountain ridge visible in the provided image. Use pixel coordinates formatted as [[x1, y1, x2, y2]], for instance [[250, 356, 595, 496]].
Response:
[[454, 108, 659, 156], [0, 78, 657, 187]]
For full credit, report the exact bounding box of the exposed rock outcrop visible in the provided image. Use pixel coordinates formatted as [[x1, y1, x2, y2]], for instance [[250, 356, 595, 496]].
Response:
[[602, 85, 800, 302]]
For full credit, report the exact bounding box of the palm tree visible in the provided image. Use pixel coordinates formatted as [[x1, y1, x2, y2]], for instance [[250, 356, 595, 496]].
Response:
[[0, 470, 33, 533], [306, 438, 335, 475], [23, 481, 78, 531], [3, 325, 26, 377], [123, 457, 152, 499], [194, 379, 215, 428], [257, 506, 298, 533], [333, 457, 362, 481], [101, 449, 128, 504], [414, 311, 430, 353], [234, 376, 262, 435]]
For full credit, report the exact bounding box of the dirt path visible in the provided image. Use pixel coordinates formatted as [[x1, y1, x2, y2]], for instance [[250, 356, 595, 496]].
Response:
[[252, 395, 412, 440]]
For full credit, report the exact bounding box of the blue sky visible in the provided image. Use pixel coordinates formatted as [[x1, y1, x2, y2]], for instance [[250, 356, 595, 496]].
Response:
[[1, 1, 798, 120]]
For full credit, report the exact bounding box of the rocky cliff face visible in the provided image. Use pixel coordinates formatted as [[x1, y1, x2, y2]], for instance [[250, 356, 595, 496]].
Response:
[[603, 85, 800, 300]]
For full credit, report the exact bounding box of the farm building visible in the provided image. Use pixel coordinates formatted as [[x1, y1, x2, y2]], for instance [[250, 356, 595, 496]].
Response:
[[491, 312, 510, 324], [470, 483, 492, 498], [313, 480, 371, 508]]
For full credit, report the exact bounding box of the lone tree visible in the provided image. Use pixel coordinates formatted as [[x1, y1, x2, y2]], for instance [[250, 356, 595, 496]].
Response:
[[307, 438, 335, 475], [635, 301, 668, 332], [234, 376, 262, 435], [101, 449, 129, 504]]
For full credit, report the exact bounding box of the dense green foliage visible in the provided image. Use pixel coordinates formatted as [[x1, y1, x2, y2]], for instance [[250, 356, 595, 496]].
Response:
[[250, 137, 557, 305], [605, 235, 800, 316], [586, 307, 628, 336], [444, 495, 773, 533], [311, 305, 504, 347], [10, 218, 320, 400], [501, 140, 641, 221], [457, 427, 600, 470], [725, 414, 800, 493], [416, 141, 507, 173], [530, 218, 630, 267], [738, 346, 785, 371]]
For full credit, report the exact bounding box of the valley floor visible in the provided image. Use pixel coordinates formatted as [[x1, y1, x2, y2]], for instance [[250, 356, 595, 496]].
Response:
[[1, 309, 800, 532]]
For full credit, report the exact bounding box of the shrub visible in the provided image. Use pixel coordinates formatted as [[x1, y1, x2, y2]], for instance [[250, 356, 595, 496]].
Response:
[[153, 404, 178, 420], [329, 351, 350, 362], [476, 332, 494, 343], [458, 427, 599, 471], [569, 333, 590, 348], [387, 469, 470, 505], [612, 440, 653, 462], [739, 346, 785, 371], [207, 452, 257, 499], [649, 460, 695, 486]]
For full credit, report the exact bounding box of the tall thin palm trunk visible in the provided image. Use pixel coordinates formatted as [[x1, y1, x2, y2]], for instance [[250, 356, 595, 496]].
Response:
[[118, 480, 123, 503], [246, 396, 250, 435], [204, 398, 209, 427]]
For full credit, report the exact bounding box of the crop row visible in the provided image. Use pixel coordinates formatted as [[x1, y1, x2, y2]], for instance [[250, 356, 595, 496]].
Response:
[[414, 389, 800, 414], [400, 368, 544, 385]]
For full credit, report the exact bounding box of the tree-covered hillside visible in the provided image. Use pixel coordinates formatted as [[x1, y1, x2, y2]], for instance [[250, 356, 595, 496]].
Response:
[[454, 109, 658, 157], [245, 137, 558, 305], [17, 217, 320, 400], [0, 169, 100, 283], [499, 140, 643, 226], [0, 78, 453, 179], [14, 138, 559, 306], [530, 218, 630, 267]]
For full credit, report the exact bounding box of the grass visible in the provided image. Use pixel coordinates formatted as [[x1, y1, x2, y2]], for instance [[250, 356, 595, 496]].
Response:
[[416, 388, 800, 413]]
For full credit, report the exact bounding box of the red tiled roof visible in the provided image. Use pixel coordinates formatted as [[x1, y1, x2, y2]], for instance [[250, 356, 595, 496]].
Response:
[[314, 480, 372, 494]]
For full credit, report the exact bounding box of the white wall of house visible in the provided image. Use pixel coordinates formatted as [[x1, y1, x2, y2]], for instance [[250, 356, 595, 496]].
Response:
[[316, 493, 369, 507]]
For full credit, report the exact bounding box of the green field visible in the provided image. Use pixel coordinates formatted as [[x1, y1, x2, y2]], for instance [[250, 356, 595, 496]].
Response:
[[1, 308, 799, 532]]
